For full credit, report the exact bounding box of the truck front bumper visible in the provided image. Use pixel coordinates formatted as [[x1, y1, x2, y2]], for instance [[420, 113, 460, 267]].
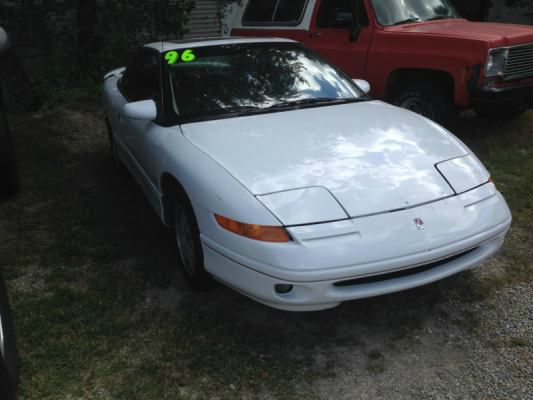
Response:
[[472, 79, 533, 110]]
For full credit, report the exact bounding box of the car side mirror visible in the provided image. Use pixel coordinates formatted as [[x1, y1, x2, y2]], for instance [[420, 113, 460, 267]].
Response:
[[0, 27, 11, 57], [353, 79, 371, 94], [122, 100, 157, 121]]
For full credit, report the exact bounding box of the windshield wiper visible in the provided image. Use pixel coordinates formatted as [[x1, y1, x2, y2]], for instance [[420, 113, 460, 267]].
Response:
[[204, 105, 261, 115], [390, 17, 422, 26], [269, 97, 361, 109], [426, 15, 453, 21]]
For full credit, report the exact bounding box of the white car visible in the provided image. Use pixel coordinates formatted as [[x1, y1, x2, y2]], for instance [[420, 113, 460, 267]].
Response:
[[102, 37, 512, 311]]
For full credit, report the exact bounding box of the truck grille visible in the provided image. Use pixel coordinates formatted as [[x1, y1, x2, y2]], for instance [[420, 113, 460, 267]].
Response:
[[504, 43, 533, 81]]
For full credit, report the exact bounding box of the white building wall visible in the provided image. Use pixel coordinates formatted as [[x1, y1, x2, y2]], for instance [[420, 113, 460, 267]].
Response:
[[183, 0, 222, 38]]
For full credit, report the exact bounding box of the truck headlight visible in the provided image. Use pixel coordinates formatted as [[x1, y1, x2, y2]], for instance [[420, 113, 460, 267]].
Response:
[[485, 48, 509, 77]]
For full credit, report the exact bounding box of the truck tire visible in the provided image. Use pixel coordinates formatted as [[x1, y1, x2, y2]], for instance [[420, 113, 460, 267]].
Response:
[[0, 275, 19, 400], [391, 82, 456, 124]]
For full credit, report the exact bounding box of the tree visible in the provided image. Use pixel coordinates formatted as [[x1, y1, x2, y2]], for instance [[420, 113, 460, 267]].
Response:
[[451, 0, 492, 21]]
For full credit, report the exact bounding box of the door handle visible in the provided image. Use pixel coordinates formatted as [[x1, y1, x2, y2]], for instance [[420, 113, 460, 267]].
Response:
[[309, 31, 323, 38]]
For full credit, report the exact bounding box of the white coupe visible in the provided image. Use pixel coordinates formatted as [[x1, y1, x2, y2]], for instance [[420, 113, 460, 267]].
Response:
[[102, 38, 512, 311]]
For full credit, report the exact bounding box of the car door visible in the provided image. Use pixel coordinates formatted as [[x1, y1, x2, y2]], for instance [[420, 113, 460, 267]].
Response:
[[117, 48, 163, 203], [305, 0, 372, 79]]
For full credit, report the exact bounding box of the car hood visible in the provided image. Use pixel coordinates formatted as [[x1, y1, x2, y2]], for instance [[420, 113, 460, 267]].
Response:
[[386, 20, 533, 47], [181, 101, 469, 221]]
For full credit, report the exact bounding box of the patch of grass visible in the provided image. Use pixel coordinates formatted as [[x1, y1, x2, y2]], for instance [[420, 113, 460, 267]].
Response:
[[509, 337, 532, 348], [34, 82, 102, 111], [451, 112, 533, 288]]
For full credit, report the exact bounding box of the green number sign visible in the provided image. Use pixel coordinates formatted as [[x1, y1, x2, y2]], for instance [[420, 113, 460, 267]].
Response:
[[181, 49, 196, 62], [165, 49, 196, 65], [165, 51, 179, 65]]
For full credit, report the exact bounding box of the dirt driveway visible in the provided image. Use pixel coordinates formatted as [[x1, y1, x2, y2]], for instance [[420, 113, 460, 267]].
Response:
[[1, 100, 531, 399]]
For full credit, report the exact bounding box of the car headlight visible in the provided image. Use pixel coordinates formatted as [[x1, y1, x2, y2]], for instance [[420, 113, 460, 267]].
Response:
[[485, 48, 509, 77], [215, 214, 291, 242]]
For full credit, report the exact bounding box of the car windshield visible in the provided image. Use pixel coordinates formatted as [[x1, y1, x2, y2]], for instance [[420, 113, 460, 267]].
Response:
[[166, 42, 365, 120], [371, 0, 459, 26]]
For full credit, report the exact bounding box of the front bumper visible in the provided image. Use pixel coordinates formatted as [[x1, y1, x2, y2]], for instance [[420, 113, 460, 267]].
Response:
[[203, 228, 508, 311], [200, 185, 512, 311], [472, 79, 533, 109]]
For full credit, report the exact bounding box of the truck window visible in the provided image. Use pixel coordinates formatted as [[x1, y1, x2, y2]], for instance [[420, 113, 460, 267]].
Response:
[[371, 0, 458, 26], [317, 0, 369, 29], [242, 0, 308, 25]]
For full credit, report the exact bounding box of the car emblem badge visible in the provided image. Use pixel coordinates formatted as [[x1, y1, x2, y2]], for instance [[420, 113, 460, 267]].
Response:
[[414, 218, 425, 230]]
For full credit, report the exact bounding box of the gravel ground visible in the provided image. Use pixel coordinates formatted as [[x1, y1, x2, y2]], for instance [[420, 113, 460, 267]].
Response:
[[304, 281, 533, 400]]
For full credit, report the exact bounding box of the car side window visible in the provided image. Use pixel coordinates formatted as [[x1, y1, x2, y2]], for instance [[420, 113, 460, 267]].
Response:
[[121, 48, 161, 102], [317, 0, 369, 28], [242, 0, 308, 25]]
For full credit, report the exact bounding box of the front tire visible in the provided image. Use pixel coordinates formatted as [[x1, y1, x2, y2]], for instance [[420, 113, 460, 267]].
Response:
[[173, 201, 212, 290], [391, 82, 456, 124]]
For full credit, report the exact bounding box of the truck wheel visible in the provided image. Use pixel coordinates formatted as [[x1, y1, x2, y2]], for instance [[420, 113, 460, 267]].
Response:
[[474, 106, 526, 121], [391, 83, 456, 124], [0, 275, 20, 400]]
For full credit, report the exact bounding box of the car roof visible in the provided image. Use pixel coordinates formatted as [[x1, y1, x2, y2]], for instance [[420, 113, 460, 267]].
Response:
[[144, 37, 296, 52]]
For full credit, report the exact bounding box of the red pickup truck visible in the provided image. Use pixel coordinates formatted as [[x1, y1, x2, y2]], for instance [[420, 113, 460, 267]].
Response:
[[230, 0, 533, 122]]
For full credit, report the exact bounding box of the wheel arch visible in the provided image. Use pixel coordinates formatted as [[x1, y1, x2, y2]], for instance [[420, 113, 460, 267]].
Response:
[[160, 172, 190, 227], [386, 68, 455, 102]]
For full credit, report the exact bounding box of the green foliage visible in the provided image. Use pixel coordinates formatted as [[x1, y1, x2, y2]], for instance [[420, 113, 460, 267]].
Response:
[[450, 0, 492, 21], [20, 0, 195, 101], [505, 0, 530, 6]]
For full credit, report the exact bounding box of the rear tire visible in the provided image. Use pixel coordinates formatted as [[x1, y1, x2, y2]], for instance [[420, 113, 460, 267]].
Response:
[[391, 82, 456, 124], [0, 275, 19, 400], [173, 199, 212, 290]]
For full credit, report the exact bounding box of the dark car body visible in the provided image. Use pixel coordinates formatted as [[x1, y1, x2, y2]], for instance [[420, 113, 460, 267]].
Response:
[[0, 26, 20, 198], [0, 26, 20, 400]]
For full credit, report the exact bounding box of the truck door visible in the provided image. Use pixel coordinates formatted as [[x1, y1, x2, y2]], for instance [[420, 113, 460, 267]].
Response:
[[305, 0, 372, 79]]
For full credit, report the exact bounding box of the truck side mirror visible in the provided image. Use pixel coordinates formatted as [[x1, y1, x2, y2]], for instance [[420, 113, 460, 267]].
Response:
[[349, 24, 361, 42]]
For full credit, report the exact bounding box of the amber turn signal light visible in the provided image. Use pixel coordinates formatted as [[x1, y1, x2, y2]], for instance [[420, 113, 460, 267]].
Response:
[[215, 214, 291, 243]]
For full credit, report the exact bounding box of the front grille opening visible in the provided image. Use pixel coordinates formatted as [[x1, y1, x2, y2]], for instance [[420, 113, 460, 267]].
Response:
[[505, 43, 533, 81], [334, 247, 478, 287]]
